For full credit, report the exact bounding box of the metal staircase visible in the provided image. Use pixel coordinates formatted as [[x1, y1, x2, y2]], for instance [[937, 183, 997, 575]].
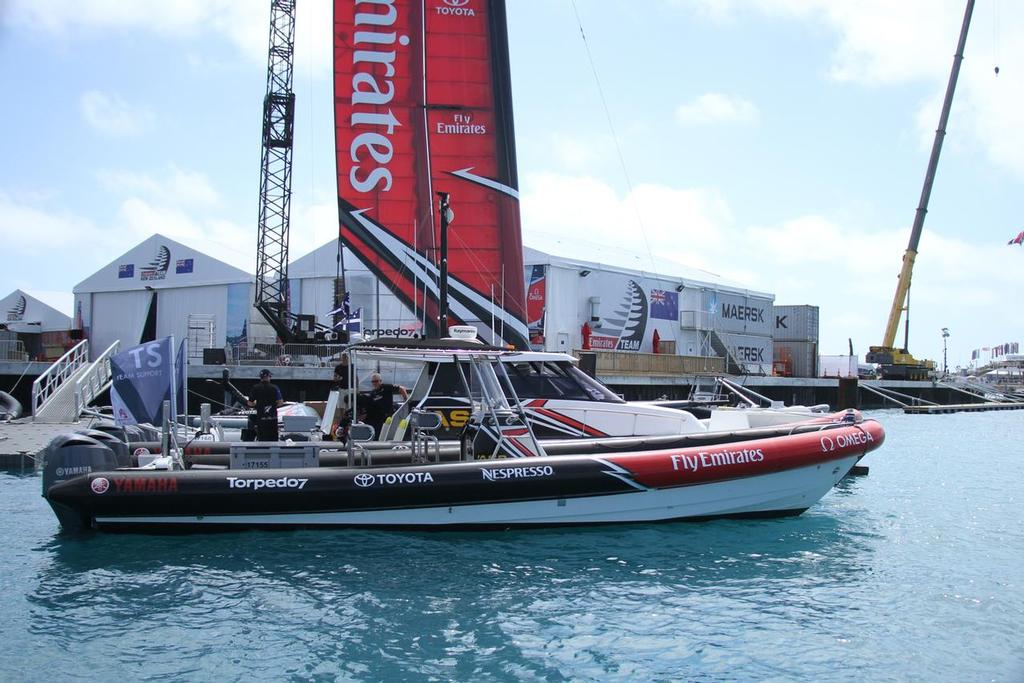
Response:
[[32, 340, 119, 423], [939, 377, 1023, 403], [708, 330, 745, 375]]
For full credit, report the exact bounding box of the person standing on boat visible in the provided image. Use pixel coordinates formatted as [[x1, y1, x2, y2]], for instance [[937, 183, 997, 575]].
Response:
[[362, 372, 408, 440], [247, 369, 284, 441]]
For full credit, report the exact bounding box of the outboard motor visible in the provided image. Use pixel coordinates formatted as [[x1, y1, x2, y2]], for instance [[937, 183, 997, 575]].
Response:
[[89, 421, 129, 444], [41, 433, 120, 500], [76, 428, 133, 468], [127, 424, 157, 442]]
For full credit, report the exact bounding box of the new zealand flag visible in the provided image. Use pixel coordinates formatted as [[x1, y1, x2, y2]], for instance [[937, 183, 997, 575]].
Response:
[[649, 289, 678, 320]]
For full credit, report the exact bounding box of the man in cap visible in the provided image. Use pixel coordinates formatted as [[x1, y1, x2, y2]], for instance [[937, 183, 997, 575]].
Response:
[[247, 369, 284, 441]]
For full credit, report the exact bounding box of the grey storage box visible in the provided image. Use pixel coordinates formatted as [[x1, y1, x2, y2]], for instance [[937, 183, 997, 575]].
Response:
[[229, 444, 319, 470], [282, 415, 320, 433]]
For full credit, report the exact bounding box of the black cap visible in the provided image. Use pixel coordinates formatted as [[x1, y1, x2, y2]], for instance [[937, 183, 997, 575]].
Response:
[[260, 369, 272, 378]]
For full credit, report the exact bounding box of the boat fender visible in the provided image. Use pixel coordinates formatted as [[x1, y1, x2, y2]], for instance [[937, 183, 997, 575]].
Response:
[[41, 434, 120, 498], [0, 390, 22, 420]]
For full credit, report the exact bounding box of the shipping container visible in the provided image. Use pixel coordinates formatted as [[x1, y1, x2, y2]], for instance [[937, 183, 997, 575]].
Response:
[[773, 304, 819, 342], [698, 289, 773, 336], [819, 355, 858, 378], [774, 340, 818, 378], [719, 332, 773, 375]]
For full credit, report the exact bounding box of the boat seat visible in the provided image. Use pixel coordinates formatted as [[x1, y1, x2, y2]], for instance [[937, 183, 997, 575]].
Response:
[[707, 409, 751, 431]]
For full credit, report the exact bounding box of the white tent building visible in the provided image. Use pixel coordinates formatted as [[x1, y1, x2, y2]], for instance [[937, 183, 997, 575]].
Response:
[[0, 289, 74, 361], [523, 245, 776, 375], [73, 234, 253, 361], [1, 289, 72, 334]]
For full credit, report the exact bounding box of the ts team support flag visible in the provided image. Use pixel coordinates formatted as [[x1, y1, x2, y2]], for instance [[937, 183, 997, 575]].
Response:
[[110, 336, 176, 427], [333, 0, 528, 348], [1008, 230, 1024, 246]]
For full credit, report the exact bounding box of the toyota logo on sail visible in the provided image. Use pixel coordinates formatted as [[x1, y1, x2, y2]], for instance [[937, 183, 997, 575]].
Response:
[[437, 0, 475, 16], [354, 473, 375, 488]]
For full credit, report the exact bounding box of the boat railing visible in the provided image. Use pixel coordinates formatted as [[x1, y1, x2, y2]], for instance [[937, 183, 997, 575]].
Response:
[[0, 339, 29, 361], [31, 339, 89, 421], [74, 340, 120, 419]]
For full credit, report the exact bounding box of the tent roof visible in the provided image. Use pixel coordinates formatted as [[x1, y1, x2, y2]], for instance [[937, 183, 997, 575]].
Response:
[[1, 289, 73, 332], [74, 233, 253, 293], [523, 244, 769, 298]]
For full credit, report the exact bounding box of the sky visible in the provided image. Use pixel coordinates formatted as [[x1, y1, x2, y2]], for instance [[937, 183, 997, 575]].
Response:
[[1, 0, 1021, 370]]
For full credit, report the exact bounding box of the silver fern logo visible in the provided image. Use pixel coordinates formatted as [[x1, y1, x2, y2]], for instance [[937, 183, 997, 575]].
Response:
[[6, 295, 26, 321], [141, 245, 170, 281], [594, 280, 648, 351]]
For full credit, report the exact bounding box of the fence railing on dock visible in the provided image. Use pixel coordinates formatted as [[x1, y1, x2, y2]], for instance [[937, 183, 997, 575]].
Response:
[[74, 340, 120, 419], [0, 339, 29, 361], [581, 350, 725, 376], [227, 342, 344, 368]]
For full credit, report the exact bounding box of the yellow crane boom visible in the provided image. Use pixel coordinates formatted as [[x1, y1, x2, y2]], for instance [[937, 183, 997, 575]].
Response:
[[866, 0, 973, 380]]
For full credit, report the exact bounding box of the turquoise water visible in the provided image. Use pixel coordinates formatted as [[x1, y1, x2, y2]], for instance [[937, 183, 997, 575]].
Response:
[[1, 410, 1021, 681]]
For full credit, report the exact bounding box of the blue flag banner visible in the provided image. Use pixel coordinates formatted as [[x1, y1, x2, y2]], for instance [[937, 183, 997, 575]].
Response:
[[649, 289, 679, 320], [110, 336, 175, 427]]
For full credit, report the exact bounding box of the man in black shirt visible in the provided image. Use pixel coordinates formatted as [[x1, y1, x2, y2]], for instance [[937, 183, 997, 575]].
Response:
[[247, 369, 284, 441], [362, 372, 408, 440]]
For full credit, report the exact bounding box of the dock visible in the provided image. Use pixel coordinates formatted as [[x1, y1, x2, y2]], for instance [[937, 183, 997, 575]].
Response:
[[903, 402, 1024, 414], [0, 419, 87, 471]]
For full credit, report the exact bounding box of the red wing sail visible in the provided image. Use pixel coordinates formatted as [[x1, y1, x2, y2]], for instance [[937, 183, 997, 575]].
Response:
[[333, 0, 527, 348]]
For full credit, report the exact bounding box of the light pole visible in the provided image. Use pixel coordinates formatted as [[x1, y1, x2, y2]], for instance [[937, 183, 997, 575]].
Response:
[[436, 192, 454, 336], [941, 327, 950, 375]]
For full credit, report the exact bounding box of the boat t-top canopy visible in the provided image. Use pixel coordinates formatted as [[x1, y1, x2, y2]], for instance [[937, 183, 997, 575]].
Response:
[[347, 337, 577, 365]]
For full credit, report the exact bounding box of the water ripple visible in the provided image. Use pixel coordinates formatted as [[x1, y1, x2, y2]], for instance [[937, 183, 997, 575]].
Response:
[[2, 411, 1023, 680]]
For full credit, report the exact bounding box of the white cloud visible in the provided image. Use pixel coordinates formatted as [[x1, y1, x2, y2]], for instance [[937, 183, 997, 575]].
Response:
[[520, 171, 1022, 364], [675, 93, 759, 126], [4, 1, 329, 73], [672, 1, 1024, 179], [0, 191, 99, 251], [114, 198, 253, 272], [96, 166, 221, 209], [79, 90, 154, 137]]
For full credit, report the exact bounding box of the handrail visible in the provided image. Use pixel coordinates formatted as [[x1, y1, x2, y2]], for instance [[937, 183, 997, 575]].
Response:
[[859, 382, 908, 408], [74, 340, 120, 419], [31, 339, 89, 421], [942, 377, 1013, 403], [0, 339, 28, 361]]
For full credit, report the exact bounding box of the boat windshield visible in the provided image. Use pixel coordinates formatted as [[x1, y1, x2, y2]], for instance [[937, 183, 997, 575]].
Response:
[[502, 361, 625, 403]]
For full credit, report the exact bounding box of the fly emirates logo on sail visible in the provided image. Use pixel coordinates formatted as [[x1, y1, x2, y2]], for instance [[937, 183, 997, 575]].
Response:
[[670, 448, 765, 473], [347, 0, 410, 193]]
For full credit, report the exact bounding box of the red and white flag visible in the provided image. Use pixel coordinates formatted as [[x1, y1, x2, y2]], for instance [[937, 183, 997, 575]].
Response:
[[1008, 231, 1024, 246]]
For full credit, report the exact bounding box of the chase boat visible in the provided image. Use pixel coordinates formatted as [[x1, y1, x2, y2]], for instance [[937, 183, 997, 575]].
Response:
[[42, 339, 885, 532]]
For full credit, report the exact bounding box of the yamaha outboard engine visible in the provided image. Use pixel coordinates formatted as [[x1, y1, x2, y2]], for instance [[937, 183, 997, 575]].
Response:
[[76, 428, 133, 468], [89, 421, 129, 444], [42, 434, 120, 496]]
